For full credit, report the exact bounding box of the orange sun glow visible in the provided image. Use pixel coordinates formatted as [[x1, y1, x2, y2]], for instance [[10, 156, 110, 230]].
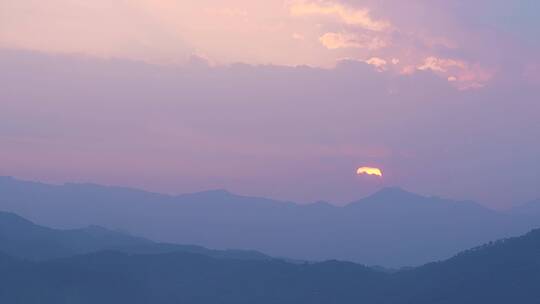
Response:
[[356, 167, 383, 177]]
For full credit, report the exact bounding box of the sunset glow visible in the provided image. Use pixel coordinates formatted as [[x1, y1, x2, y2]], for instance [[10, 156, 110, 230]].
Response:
[[356, 167, 383, 177], [0, 0, 538, 206], [0, 0, 500, 88]]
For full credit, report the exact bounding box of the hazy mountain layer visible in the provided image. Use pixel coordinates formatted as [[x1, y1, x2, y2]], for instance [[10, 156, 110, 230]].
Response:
[[1, 213, 540, 304], [0, 211, 269, 261], [0, 176, 538, 267]]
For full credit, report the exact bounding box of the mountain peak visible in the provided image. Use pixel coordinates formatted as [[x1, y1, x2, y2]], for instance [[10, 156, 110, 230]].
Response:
[[346, 187, 425, 208], [369, 187, 421, 201], [0, 211, 34, 226]]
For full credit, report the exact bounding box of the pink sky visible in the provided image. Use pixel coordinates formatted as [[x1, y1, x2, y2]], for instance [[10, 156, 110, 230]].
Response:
[[1, 0, 539, 208], [2, 0, 524, 88]]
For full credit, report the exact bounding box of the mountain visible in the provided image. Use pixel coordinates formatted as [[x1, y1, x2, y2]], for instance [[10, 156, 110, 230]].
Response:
[[340, 187, 525, 266], [0, 250, 384, 304], [509, 199, 540, 217], [1, 224, 540, 303], [0, 211, 269, 261], [389, 228, 540, 303], [0, 176, 537, 267]]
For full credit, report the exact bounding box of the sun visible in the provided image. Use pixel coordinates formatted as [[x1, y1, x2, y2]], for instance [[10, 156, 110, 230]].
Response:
[[356, 167, 383, 177]]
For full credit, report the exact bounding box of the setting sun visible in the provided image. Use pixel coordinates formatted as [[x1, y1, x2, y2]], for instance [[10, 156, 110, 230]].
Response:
[[356, 167, 383, 177]]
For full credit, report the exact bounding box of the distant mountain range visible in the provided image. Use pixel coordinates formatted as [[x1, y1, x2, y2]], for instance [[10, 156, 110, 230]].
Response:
[[0, 211, 269, 261], [0, 176, 538, 267], [1, 210, 540, 303]]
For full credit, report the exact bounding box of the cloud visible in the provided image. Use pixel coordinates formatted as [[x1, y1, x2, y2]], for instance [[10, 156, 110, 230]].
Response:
[[1, 50, 538, 206], [319, 32, 387, 50], [0, 0, 193, 64], [287, 1, 495, 89], [417, 56, 493, 89], [1, 0, 532, 90], [452, 65, 494, 90], [365, 57, 387, 71], [289, 1, 391, 32], [417, 57, 466, 72]]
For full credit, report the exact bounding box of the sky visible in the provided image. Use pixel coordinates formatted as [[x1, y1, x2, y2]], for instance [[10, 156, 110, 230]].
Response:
[[1, 0, 539, 208]]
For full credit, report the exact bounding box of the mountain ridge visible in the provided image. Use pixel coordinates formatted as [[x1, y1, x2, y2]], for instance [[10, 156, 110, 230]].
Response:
[[0, 210, 270, 261], [1, 222, 540, 303], [0, 176, 538, 267]]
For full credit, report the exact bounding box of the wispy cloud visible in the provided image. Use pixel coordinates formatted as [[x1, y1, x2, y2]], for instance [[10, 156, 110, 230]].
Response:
[[365, 57, 387, 71], [319, 32, 387, 50], [418, 56, 493, 89], [417, 57, 466, 72], [2, 0, 533, 89], [289, 1, 391, 32]]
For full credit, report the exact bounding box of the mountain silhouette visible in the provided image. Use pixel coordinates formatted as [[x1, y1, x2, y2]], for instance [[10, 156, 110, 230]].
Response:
[[0, 212, 540, 303], [0, 211, 269, 261], [0, 176, 537, 267], [389, 228, 540, 303]]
